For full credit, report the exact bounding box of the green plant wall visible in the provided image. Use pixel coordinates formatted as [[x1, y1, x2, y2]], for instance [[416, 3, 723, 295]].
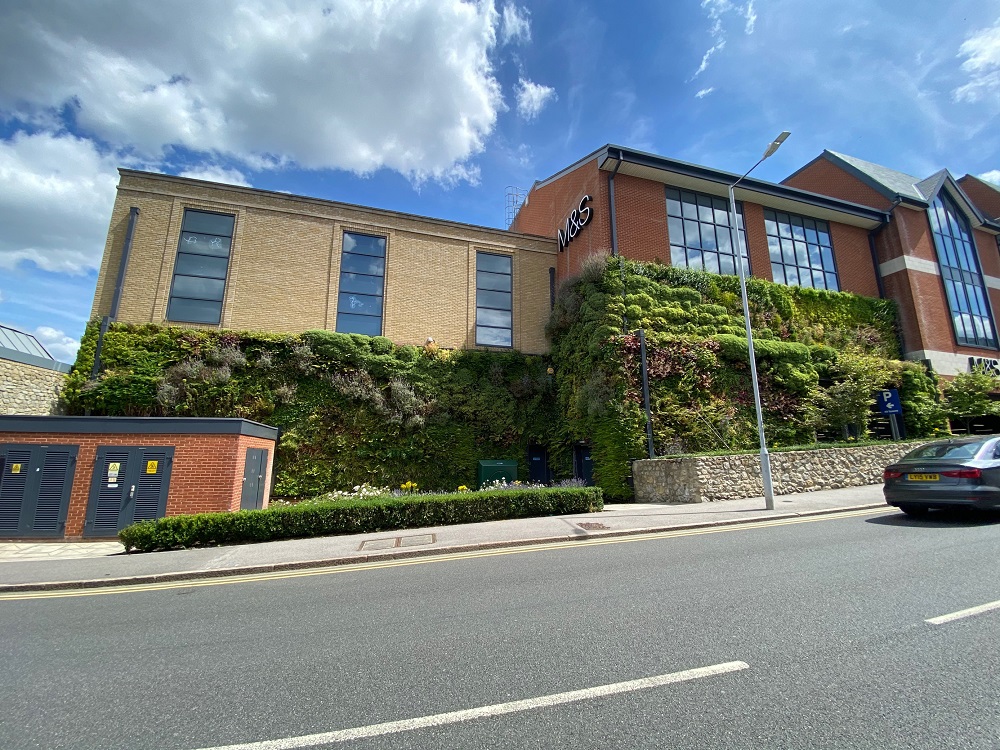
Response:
[[546, 257, 945, 500], [63, 325, 567, 496]]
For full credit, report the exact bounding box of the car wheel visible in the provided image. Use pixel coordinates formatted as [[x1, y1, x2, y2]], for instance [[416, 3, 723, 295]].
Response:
[[899, 503, 930, 518]]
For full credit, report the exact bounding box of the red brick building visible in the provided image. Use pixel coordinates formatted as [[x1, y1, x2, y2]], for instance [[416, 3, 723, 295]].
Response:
[[512, 145, 1000, 377]]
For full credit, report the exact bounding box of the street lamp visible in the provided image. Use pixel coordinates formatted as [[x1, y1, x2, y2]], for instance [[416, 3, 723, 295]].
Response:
[[728, 130, 790, 511]]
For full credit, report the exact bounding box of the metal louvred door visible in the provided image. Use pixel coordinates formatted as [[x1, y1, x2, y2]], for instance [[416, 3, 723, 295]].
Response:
[[85, 447, 174, 537], [240, 448, 267, 510], [0, 445, 77, 537], [132, 449, 171, 523], [0, 447, 33, 535], [86, 449, 130, 536]]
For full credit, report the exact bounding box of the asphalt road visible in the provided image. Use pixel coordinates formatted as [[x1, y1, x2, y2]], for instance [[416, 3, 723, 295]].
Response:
[[2, 507, 999, 750]]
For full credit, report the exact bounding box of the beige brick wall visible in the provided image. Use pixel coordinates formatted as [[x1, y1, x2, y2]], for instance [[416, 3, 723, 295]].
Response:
[[0, 358, 66, 415], [94, 171, 559, 354]]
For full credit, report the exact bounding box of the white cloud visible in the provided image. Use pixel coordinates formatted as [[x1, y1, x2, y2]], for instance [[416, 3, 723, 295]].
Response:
[[696, 87, 715, 99], [953, 19, 1000, 103], [744, 0, 757, 34], [515, 78, 557, 120], [0, 0, 505, 184], [692, 0, 755, 79], [32, 325, 80, 363], [979, 169, 1000, 186], [178, 166, 251, 187], [0, 131, 119, 274], [500, 3, 531, 45]]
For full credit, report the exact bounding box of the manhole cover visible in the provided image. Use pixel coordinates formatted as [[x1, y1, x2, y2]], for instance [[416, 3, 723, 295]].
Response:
[[577, 522, 610, 530], [359, 538, 396, 551]]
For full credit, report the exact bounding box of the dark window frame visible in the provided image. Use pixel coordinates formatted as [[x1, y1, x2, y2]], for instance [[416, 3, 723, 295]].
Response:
[[476, 251, 513, 348], [764, 209, 840, 291], [665, 187, 748, 276], [166, 209, 236, 326], [335, 231, 387, 337], [929, 193, 998, 349]]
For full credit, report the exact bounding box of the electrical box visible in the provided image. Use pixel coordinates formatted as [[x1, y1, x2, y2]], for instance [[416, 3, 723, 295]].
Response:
[[477, 459, 517, 489]]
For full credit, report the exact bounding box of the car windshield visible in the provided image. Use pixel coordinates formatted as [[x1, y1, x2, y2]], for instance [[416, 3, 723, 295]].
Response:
[[904, 440, 991, 460]]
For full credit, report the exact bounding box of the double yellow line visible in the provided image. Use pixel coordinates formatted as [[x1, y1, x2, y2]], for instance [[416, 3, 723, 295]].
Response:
[[0, 507, 884, 601]]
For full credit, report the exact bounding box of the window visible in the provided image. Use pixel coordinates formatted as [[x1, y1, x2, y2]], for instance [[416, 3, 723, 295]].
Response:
[[666, 188, 747, 276], [764, 210, 839, 291], [476, 252, 512, 347], [167, 210, 235, 325], [336, 232, 386, 336], [929, 193, 997, 348]]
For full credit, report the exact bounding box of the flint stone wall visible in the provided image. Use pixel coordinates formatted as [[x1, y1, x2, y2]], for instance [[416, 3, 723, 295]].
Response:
[[0, 358, 67, 416], [633, 443, 923, 503]]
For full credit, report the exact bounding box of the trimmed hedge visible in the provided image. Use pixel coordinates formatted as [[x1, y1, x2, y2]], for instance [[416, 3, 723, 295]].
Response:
[[119, 486, 604, 552]]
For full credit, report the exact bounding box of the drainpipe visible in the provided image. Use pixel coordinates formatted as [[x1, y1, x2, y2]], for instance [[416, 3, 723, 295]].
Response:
[[867, 230, 886, 299], [606, 150, 628, 330], [89, 207, 140, 407], [608, 149, 622, 257]]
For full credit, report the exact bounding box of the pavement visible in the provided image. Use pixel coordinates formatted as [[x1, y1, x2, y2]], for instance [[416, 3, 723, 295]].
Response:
[[0, 483, 890, 592]]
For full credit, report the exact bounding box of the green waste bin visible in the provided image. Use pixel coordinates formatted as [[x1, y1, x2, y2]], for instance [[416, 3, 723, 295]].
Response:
[[477, 460, 517, 489]]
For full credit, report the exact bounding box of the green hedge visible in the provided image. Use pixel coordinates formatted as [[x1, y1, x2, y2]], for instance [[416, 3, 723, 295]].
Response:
[[119, 487, 604, 552]]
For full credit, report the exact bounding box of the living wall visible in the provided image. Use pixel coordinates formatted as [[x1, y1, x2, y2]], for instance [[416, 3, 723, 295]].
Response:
[[62, 325, 566, 496], [546, 256, 946, 500]]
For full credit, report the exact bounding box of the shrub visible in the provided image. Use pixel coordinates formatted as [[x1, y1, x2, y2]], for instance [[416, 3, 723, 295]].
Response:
[[118, 486, 604, 553]]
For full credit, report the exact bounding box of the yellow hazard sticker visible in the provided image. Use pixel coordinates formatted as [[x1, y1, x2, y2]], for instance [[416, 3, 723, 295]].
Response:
[[146, 460, 158, 474], [10, 464, 21, 474]]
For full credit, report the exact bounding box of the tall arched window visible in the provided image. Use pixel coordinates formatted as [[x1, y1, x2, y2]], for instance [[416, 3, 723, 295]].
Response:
[[929, 193, 997, 348]]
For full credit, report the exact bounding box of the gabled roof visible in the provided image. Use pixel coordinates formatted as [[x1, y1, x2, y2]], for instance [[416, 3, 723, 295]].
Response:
[[818, 151, 1000, 234]]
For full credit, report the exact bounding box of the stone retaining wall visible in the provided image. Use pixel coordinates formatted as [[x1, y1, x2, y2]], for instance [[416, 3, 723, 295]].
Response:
[[0, 358, 67, 416], [633, 443, 923, 503]]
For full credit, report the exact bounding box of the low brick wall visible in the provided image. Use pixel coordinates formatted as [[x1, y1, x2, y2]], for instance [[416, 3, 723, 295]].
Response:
[[0, 357, 68, 416], [633, 442, 923, 503]]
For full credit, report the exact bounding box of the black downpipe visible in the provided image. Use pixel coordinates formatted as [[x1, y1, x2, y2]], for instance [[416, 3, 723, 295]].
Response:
[[608, 150, 622, 257], [110, 207, 140, 319], [868, 228, 886, 299], [88, 207, 140, 413]]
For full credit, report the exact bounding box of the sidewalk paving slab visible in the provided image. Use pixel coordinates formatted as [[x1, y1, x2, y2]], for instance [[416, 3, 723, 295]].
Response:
[[0, 484, 892, 593]]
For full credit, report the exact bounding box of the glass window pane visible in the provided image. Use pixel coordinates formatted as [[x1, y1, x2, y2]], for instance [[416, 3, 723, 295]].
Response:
[[772, 265, 786, 285], [702, 226, 718, 252], [477, 289, 511, 310], [476, 326, 512, 347], [340, 272, 384, 296], [477, 270, 512, 292], [336, 312, 382, 336], [687, 247, 704, 271], [684, 220, 702, 248], [174, 253, 229, 279], [343, 232, 386, 258], [182, 211, 235, 237], [777, 215, 792, 238], [477, 253, 512, 274], [781, 238, 796, 265], [764, 211, 777, 236], [821, 247, 835, 271], [795, 241, 809, 266], [668, 216, 685, 245], [172, 275, 225, 301], [179, 232, 231, 258], [671, 245, 686, 267], [808, 244, 821, 267], [477, 308, 512, 329], [167, 297, 222, 325], [704, 252, 720, 274], [768, 237, 781, 263], [717, 228, 733, 254], [719, 253, 735, 275], [681, 192, 698, 219], [666, 188, 681, 217], [341, 253, 386, 276], [785, 266, 799, 286], [697, 195, 714, 223], [813, 269, 826, 289], [825, 273, 839, 291], [338, 292, 382, 317], [791, 216, 805, 240]]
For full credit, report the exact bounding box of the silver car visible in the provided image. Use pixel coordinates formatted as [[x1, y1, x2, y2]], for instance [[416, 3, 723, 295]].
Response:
[[883, 436, 1000, 517]]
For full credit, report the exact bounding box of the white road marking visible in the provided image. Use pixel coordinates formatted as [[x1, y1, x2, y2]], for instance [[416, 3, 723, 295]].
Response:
[[191, 661, 749, 750], [926, 598, 1000, 625]]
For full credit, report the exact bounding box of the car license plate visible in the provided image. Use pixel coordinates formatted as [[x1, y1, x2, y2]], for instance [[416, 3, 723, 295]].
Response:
[[907, 473, 940, 481]]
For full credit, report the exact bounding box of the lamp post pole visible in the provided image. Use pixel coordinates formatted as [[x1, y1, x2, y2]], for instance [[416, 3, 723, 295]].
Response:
[[728, 131, 790, 511]]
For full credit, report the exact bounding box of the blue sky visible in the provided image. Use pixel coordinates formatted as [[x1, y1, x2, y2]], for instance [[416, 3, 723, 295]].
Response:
[[1, 0, 999, 362]]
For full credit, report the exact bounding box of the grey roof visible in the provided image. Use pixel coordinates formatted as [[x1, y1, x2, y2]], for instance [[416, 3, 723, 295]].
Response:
[[0, 324, 52, 359], [825, 151, 927, 202]]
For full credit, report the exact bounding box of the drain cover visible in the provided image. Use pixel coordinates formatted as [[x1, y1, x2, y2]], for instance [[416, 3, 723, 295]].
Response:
[[577, 522, 610, 530]]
